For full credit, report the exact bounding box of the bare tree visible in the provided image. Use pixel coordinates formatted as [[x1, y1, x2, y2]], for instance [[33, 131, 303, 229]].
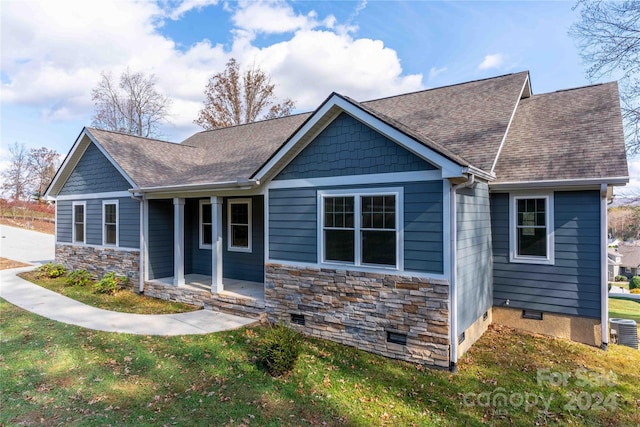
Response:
[[195, 58, 295, 130], [1, 142, 32, 201], [28, 147, 60, 202], [570, 1, 640, 155], [91, 69, 172, 138]]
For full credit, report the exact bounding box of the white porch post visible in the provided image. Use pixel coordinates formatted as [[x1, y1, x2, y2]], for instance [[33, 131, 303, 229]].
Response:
[[211, 196, 223, 293], [173, 198, 185, 286]]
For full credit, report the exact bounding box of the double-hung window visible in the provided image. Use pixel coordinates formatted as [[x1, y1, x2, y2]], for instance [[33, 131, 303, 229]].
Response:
[[510, 194, 554, 265], [103, 200, 118, 246], [72, 201, 85, 244], [228, 199, 252, 252], [321, 189, 400, 269], [199, 200, 212, 249]]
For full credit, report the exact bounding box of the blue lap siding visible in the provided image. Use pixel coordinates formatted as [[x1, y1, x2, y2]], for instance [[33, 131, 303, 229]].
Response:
[[491, 191, 601, 318], [456, 182, 492, 332], [56, 142, 139, 249], [148, 199, 174, 280], [269, 181, 444, 274]]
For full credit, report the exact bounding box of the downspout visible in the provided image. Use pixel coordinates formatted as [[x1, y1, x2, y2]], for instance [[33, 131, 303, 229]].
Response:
[[449, 173, 475, 373], [131, 193, 145, 294], [600, 183, 609, 350]]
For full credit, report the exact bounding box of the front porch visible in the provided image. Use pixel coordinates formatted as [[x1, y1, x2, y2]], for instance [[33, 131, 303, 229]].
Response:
[[144, 274, 266, 320]]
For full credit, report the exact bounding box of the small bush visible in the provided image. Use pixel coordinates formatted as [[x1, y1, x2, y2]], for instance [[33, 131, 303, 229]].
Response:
[[94, 272, 128, 295], [615, 275, 628, 282], [630, 276, 640, 290], [256, 323, 303, 377], [630, 288, 640, 294], [65, 269, 94, 287], [36, 262, 66, 278], [608, 283, 612, 292]]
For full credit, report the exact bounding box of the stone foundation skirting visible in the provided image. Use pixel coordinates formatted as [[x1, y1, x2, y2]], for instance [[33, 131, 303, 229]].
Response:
[[265, 263, 451, 367], [55, 243, 139, 291], [143, 281, 266, 320]]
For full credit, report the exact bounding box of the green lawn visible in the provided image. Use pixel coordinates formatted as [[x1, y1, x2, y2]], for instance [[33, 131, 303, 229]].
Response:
[[1, 299, 638, 427], [609, 297, 640, 323], [18, 271, 198, 315]]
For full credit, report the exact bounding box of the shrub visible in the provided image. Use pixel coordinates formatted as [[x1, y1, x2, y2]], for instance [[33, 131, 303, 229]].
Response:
[[631, 288, 640, 294], [94, 272, 128, 295], [630, 276, 640, 291], [256, 323, 303, 377], [615, 275, 628, 282], [65, 269, 94, 287], [36, 262, 66, 278]]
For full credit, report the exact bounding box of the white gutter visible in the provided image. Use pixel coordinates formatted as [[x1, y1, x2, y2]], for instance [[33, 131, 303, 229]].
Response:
[[130, 179, 260, 194], [449, 173, 476, 372], [490, 176, 629, 191], [130, 192, 145, 294], [600, 183, 609, 350]]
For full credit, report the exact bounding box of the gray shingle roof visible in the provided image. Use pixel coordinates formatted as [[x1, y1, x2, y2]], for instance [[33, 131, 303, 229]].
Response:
[[493, 82, 628, 183], [82, 71, 626, 190]]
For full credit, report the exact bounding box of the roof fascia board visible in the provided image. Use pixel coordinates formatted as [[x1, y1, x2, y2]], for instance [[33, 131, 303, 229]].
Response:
[[489, 176, 629, 191], [84, 130, 137, 189], [490, 72, 531, 174], [253, 94, 466, 182], [44, 128, 92, 199], [131, 179, 260, 196]]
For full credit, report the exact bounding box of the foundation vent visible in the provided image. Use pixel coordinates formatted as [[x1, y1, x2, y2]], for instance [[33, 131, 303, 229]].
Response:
[[483, 311, 488, 321], [522, 310, 543, 320], [290, 313, 305, 326], [387, 331, 407, 345], [458, 332, 466, 344]]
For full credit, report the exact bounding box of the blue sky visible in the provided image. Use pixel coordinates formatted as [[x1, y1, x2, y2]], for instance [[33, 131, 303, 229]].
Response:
[[1, 0, 637, 194]]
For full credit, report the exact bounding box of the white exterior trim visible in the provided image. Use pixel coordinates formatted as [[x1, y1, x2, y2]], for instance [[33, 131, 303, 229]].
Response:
[[56, 191, 131, 201], [490, 177, 629, 191], [71, 201, 86, 245], [600, 184, 609, 348], [211, 196, 223, 293], [317, 187, 404, 271], [101, 199, 119, 247], [267, 170, 442, 190], [173, 198, 185, 286], [227, 198, 253, 253], [199, 199, 213, 250], [509, 193, 555, 266]]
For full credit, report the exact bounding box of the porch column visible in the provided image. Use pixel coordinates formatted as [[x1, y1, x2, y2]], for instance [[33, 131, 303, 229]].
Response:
[[211, 196, 223, 293], [173, 198, 185, 286]]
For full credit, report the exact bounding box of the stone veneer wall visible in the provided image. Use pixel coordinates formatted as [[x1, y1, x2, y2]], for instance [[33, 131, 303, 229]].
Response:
[[265, 263, 451, 367], [55, 243, 139, 291], [143, 281, 266, 320]]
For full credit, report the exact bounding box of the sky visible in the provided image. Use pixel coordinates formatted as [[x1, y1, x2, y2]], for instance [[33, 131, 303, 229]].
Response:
[[1, 0, 638, 197]]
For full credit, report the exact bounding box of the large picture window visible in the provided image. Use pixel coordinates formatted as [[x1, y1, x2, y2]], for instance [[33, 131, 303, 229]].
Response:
[[199, 200, 212, 249], [510, 194, 554, 265], [228, 199, 252, 252], [321, 190, 400, 269], [103, 200, 118, 246], [72, 202, 85, 244]]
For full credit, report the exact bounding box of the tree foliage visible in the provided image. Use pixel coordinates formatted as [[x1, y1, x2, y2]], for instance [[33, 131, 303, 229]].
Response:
[[570, 0, 640, 155], [194, 58, 295, 130], [91, 69, 172, 138], [1, 143, 60, 202], [609, 205, 640, 241]]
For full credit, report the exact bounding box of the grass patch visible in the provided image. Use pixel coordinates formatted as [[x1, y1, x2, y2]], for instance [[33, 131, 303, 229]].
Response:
[[609, 297, 640, 323], [1, 300, 638, 426], [18, 271, 198, 315], [610, 281, 630, 290]]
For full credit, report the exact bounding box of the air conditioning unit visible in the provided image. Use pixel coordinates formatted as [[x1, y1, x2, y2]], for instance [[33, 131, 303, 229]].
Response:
[[610, 318, 638, 350]]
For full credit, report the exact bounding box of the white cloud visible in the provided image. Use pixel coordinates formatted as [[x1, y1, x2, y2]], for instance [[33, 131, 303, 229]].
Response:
[[478, 53, 505, 70], [428, 66, 447, 81], [0, 0, 423, 144]]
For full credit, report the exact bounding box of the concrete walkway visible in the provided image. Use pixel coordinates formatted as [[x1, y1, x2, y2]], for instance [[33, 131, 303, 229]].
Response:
[[0, 225, 258, 335]]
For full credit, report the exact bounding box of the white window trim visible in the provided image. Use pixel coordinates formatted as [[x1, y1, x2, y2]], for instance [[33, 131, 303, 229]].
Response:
[[318, 188, 403, 271], [199, 199, 212, 250], [509, 193, 554, 265], [72, 201, 86, 244], [227, 198, 252, 253], [102, 200, 119, 247]]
